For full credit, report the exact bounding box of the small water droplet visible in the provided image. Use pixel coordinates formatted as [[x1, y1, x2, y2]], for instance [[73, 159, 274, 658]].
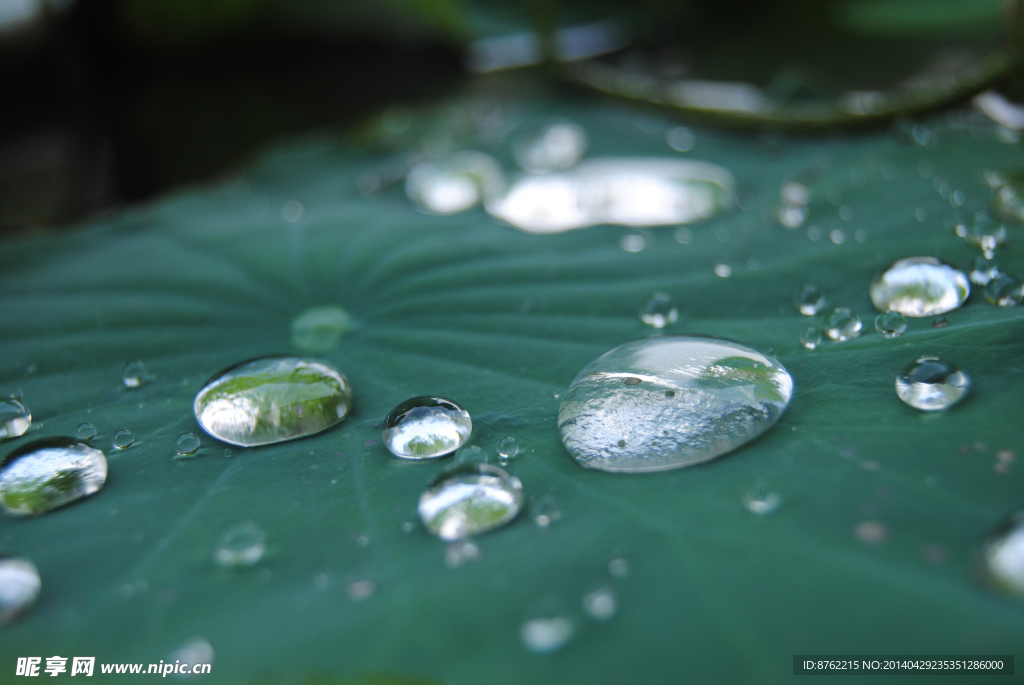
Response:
[[619, 233, 647, 253], [896, 357, 970, 411], [830, 229, 845, 244], [167, 637, 213, 674], [932, 316, 949, 328], [112, 429, 134, 450], [665, 126, 696, 152], [122, 361, 147, 388], [497, 436, 519, 461], [776, 204, 807, 228], [0, 556, 40, 624], [992, 183, 1024, 224], [914, 208, 928, 222], [984, 274, 1024, 306], [382, 396, 472, 459], [194, 357, 353, 447], [75, 423, 96, 442], [444, 539, 482, 568], [838, 205, 853, 221], [969, 256, 1001, 286], [406, 151, 504, 214], [175, 433, 201, 457], [214, 521, 266, 568], [874, 311, 907, 338], [558, 336, 793, 472], [0, 438, 107, 515], [871, 257, 969, 317], [282, 200, 304, 223], [714, 264, 732, 278], [742, 480, 781, 515], [520, 601, 574, 654], [0, 399, 31, 441], [290, 306, 354, 353], [513, 119, 588, 173], [582, 585, 617, 621], [639, 292, 678, 329], [984, 512, 1024, 595], [799, 327, 823, 350], [418, 463, 523, 540], [856, 521, 887, 544], [346, 579, 377, 601], [673, 226, 693, 244], [533, 495, 561, 528], [824, 308, 862, 341], [794, 284, 825, 316], [959, 215, 1006, 257], [608, 557, 630, 579]]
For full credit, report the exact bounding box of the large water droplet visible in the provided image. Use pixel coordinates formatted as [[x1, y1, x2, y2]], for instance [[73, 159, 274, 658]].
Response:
[[582, 585, 617, 621], [112, 429, 134, 450], [824, 308, 862, 341], [0, 556, 40, 624], [513, 119, 588, 173], [175, 433, 201, 457], [75, 423, 96, 442], [194, 357, 353, 447], [0, 438, 107, 515], [406, 151, 505, 215], [895, 357, 970, 411], [290, 306, 354, 353], [214, 521, 266, 568], [558, 336, 793, 473], [985, 274, 1024, 306], [794, 284, 824, 316], [874, 311, 907, 338], [418, 463, 523, 540], [0, 399, 31, 441], [122, 361, 148, 388], [639, 292, 678, 328], [486, 158, 735, 234], [985, 511, 1024, 596], [969, 256, 1001, 285], [870, 257, 969, 317], [799, 327, 823, 350], [382, 396, 472, 459]]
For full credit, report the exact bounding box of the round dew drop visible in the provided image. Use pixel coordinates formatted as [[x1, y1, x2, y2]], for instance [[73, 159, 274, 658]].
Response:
[[582, 585, 617, 621], [382, 397, 472, 459], [75, 423, 97, 441], [640, 292, 678, 329], [794, 284, 824, 316], [895, 357, 970, 411], [112, 430, 134, 450], [175, 433, 201, 457], [418, 463, 523, 541], [985, 274, 1024, 306], [874, 311, 907, 338], [799, 327, 822, 350], [496, 436, 519, 461], [825, 308, 862, 341], [0, 438, 107, 515], [214, 521, 266, 568], [122, 361, 147, 388]]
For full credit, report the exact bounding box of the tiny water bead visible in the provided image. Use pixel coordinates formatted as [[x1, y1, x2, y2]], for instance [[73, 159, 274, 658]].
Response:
[[75, 423, 96, 441], [444, 540, 482, 569], [969, 256, 1001, 285], [112, 429, 134, 450], [799, 327, 823, 350], [532, 495, 561, 528], [0, 556, 40, 624], [520, 600, 575, 654], [406, 151, 504, 214], [513, 118, 588, 174], [608, 557, 630, 579], [870, 257, 969, 317], [895, 357, 970, 411], [957, 216, 1006, 257], [214, 521, 266, 568], [794, 284, 824, 316], [558, 336, 793, 473], [418, 463, 523, 541], [824, 308, 862, 341], [382, 397, 472, 459], [640, 292, 678, 329], [742, 481, 781, 515], [582, 585, 617, 621], [122, 361, 147, 388], [985, 274, 1024, 306], [874, 311, 907, 338], [290, 306, 354, 353], [0, 438, 108, 515], [0, 399, 31, 441], [496, 436, 519, 461], [175, 433, 201, 457], [985, 512, 1024, 595], [167, 638, 214, 674], [194, 357, 353, 447]]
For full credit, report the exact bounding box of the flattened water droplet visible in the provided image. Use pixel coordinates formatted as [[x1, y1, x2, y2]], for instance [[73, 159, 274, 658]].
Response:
[[122, 361, 147, 388], [486, 158, 735, 234], [0, 438, 107, 515], [0, 399, 31, 441], [799, 327, 823, 350], [406, 151, 504, 215], [194, 357, 353, 447], [582, 585, 617, 621], [896, 357, 970, 411], [969, 256, 1001, 285], [418, 463, 523, 540], [112, 429, 133, 450], [513, 118, 588, 173], [533, 494, 561, 528], [794, 284, 824, 315], [175, 433, 201, 457], [742, 480, 781, 515], [874, 311, 907, 338], [0, 556, 40, 624], [986, 511, 1024, 596], [985, 274, 1024, 306], [497, 436, 519, 461], [825, 308, 862, 341], [382, 396, 472, 459], [870, 257, 969, 317], [214, 521, 266, 568], [558, 336, 793, 473], [75, 423, 96, 441], [639, 292, 677, 328], [290, 306, 354, 353]]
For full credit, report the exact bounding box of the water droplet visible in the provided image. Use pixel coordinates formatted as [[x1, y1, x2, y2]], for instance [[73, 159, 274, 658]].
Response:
[[799, 327, 823, 350], [874, 311, 907, 338], [455, 444, 486, 465], [742, 481, 781, 515], [122, 361, 147, 388], [533, 495, 561, 528], [382, 396, 472, 459], [870, 257, 969, 317], [838, 205, 853, 221], [856, 521, 887, 544], [282, 200, 304, 223], [932, 316, 949, 328], [406, 151, 504, 215], [175, 433, 201, 457], [0, 399, 31, 441], [194, 357, 353, 447], [0, 438, 107, 515], [824, 308, 862, 341], [290, 306, 354, 353], [112, 429, 133, 450], [619, 233, 647, 252], [418, 463, 523, 540], [794, 284, 824, 316], [985, 274, 1024, 306], [513, 119, 588, 173], [969, 256, 1001, 285], [639, 292, 678, 328], [780, 181, 810, 206], [214, 521, 266, 568], [714, 264, 732, 278], [0, 556, 40, 624], [775, 204, 807, 228], [665, 126, 696, 152], [444, 539, 482, 568], [558, 336, 793, 473], [486, 158, 735, 234], [346, 579, 377, 601], [673, 226, 693, 244], [896, 357, 970, 411], [582, 585, 617, 621], [985, 512, 1024, 595], [992, 184, 1024, 224], [75, 423, 96, 442], [959, 215, 1006, 257], [520, 602, 574, 654], [608, 557, 630, 578], [167, 637, 214, 674], [497, 436, 519, 461]]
